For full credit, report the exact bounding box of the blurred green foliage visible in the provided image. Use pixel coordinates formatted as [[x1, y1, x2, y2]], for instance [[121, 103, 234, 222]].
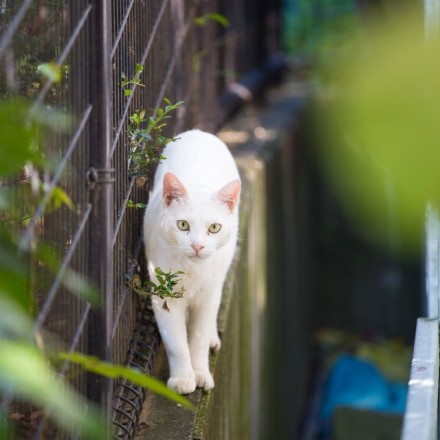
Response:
[[282, 0, 361, 79], [315, 6, 437, 254], [0, 101, 40, 177], [60, 352, 195, 411], [0, 96, 107, 438], [0, 341, 105, 438], [194, 12, 230, 28]]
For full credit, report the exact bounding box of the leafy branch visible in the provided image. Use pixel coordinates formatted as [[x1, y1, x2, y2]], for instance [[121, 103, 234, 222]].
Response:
[[121, 63, 145, 97], [127, 267, 185, 300], [126, 200, 147, 209], [127, 98, 183, 176], [59, 352, 194, 411], [194, 13, 230, 28]]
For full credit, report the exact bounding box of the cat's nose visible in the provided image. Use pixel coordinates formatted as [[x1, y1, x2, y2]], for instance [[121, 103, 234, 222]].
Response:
[[191, 244, 204, 255]]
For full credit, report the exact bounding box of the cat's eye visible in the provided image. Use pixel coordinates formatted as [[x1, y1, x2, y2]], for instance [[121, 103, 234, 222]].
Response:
[[177, 220, 190, 231], [208, 223, 222, 234]]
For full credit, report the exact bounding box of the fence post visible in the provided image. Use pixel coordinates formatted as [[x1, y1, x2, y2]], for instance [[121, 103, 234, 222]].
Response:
[[87, 0, 114, 419]]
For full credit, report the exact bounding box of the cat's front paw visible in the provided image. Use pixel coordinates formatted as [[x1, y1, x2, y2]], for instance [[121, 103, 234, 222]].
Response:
[[194, 369, 214, 391], [168, 377, 197, 395]]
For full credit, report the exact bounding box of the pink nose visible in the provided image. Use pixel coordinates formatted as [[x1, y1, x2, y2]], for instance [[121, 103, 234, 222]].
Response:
[[191, 244, 204, 255]]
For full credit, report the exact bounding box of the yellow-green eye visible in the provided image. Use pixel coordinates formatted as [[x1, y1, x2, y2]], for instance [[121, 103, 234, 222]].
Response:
[[177, 220, 190, 231], [208, 223, 222, 234]]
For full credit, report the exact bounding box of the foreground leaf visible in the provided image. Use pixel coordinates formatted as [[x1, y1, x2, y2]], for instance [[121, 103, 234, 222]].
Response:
[[0, 342, 106, 439], [0, 101, 39, 177], [194, 13, 230, 28], [60, 352, 195, 411]]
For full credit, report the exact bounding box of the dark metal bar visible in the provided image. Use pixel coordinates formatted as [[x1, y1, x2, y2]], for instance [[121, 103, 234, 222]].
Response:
[[59, 303, 92, 375], [109, 0, 170, 159], [152, 5, 195, 114], [111, 234, 144, 342], [33, 203, 93, 334], [120, 384, 144, 401], [118, 395, 140, 414], [32, 4, 93, 108], [112, 179, 135, 248], [112, 419, 132, 439], [113, 407, 137, 425], [110, 0, 136, 59], [0, 0, 34, 59], [112, 298, 160, 438], [87, 0, 114, 421]]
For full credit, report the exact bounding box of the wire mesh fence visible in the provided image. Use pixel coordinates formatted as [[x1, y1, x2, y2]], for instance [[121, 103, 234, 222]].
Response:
[[0, 0, 281, 438]]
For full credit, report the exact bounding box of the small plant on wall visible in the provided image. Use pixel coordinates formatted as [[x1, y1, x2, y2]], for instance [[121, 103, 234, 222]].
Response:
[[121, 63, 183, 177], [127, 99, 183, 176], [122, 63, 186, 307]]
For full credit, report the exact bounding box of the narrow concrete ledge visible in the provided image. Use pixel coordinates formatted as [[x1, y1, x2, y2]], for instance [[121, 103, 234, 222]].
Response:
[[135, 80, 308, 440]]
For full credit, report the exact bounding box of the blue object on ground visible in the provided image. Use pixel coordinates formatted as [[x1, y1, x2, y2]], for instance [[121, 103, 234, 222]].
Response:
[[320, 355, 408, 422]]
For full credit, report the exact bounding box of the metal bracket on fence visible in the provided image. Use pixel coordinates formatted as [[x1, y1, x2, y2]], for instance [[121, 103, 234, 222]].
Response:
[[86, 167, 115, 189]]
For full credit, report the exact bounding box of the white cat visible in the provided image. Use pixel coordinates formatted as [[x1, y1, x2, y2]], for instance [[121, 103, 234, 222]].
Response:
[[143, 129, 241, 394]]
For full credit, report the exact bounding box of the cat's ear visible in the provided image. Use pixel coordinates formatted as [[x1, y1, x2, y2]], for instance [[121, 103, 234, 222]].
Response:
[[163, 172, 187, 206], [217, 179, 241, 212]]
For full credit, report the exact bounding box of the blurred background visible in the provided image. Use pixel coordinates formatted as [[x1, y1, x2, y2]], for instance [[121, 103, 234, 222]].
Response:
[[2, 0, 439, 439]]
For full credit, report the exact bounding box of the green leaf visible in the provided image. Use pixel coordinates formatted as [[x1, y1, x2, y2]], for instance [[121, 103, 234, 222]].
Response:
[[138, 131, 152, 141], [0, 100, 39, 177], [135, 63, 144, 74], [59, 352, 195, 411], [31, 106, 72, 132], [194, 13, 230, 28], [124, 89, 132, 97], [0, 342, 106, 439], [44, 184, 74, 212], [37, 63, 62, 83], [0, 231, 30, 311], [155, 267, 165, 276], [0, 296, 33, 338], [0, 415, 13, 438], [61, 268, 100, 306]]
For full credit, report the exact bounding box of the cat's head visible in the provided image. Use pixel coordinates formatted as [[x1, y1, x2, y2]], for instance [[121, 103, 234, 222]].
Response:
[[160, 172, 240, 260]]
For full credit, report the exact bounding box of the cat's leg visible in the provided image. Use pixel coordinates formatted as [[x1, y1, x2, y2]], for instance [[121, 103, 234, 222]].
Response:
[[188, 287, 223, 390], [152, 298, 196, 394]]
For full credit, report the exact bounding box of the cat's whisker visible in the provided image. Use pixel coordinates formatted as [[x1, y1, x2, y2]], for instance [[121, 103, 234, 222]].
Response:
[[226, 266, 239, 301]]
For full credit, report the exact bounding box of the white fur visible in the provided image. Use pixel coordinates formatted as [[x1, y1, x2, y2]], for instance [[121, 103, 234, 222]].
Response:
[[143, 129, 240, 394]]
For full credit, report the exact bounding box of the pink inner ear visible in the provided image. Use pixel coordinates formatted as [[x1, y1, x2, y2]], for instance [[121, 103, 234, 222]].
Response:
[[163, 172, 186, 206], [218, 179, 241, 211]]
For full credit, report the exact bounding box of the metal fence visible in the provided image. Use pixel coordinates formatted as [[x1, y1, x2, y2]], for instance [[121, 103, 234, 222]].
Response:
[[0, 0, 281, 438]]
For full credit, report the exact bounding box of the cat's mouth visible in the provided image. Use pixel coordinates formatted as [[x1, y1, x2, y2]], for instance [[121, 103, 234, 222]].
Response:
[[188, 251, 210, 260], [190, 253, 206, 259]]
